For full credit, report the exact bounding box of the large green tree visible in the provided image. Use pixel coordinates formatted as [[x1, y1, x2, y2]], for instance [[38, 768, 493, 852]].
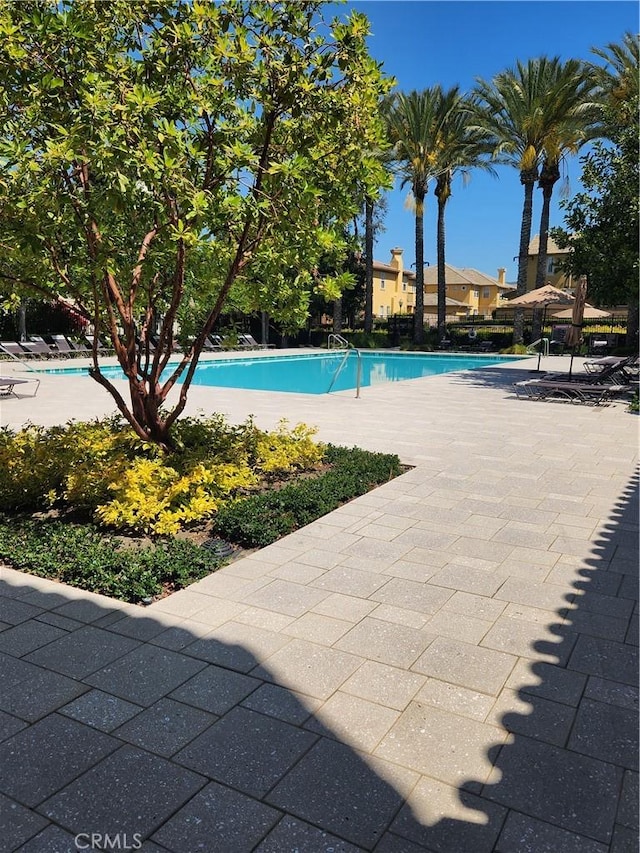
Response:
[[0, 0, 389, 448], [473, 57, 600, 343]]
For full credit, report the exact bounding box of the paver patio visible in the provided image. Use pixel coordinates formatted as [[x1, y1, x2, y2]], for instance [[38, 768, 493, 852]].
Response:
[[0, 351, 637, 851]]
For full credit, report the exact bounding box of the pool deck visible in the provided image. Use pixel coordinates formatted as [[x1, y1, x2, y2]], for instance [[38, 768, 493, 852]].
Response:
[[0, 350, 638, 852]]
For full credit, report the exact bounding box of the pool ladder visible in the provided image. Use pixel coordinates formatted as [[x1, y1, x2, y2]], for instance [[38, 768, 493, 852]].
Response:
[[327, 343, 361, 398]]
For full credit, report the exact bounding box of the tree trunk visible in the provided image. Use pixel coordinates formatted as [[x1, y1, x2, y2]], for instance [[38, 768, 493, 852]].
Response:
[[513, 170, 538, 345], [333, 297, 342, 334], [626, 302, 639, 349], [435, 178, 449, 343], [413, 191, 426, 345], [18, 301, 27, 342], [260, 310, 269, 346], [531, 162, 560, 341], [364, 196, 374, 335]]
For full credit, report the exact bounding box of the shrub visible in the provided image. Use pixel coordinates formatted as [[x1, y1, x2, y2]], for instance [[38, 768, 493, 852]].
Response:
[[0, 516, 219, 602], [212, 444, 402, 547]]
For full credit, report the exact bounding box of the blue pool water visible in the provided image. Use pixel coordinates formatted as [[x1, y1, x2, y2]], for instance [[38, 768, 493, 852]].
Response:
[[44, 351, 522, 394]]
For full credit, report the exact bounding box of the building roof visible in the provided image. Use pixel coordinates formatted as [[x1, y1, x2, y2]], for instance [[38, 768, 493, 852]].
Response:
[[372, 259, 416, 279], [423, 293, 467, 308], [422, 263, 516, 291], [528, 234, 570, 256]]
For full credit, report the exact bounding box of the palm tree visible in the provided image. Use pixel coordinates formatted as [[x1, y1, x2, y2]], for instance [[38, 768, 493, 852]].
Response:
[[383, 89, 448, 344], [473, 57, 599, 343], [431, 90, 494, 341], [591, 32, 639, 124]]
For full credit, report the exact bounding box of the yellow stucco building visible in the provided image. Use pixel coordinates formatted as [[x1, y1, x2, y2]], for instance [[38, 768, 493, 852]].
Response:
[[526, 235, 573, 292]]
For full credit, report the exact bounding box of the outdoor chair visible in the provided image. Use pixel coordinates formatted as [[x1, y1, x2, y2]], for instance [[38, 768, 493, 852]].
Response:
[[513, 379, 626, 405], [50, 335, 76, 356], [240, 333, 274, 350], [0, 375, 40, 396], [202, 335, 223, 351], [20, 340, 56, 358], [541, 354, 638, 387], [549, 325, 568, 355], [84, 334, 113, 354], [1, 341, 34, 359]]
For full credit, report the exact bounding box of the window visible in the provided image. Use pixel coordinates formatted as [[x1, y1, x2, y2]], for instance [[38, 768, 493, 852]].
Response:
[[483, 287, 490, 299], [402, 282, 407, 292], [473, 289, 479, 297], [547, 258, 555, 274], [380, 278, 385, 290]]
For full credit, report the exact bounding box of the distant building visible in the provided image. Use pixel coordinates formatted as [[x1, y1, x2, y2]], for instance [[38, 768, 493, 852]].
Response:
[[372, 248, 416, 318], [526, 235, 573, 292]]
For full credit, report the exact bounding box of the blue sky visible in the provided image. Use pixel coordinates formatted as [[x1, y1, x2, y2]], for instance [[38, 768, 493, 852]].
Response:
[[333, 1, 637, 282]]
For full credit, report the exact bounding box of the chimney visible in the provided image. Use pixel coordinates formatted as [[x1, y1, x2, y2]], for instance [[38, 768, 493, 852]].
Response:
[[497, 267, 506, 285], [390, 247, 404, 272]]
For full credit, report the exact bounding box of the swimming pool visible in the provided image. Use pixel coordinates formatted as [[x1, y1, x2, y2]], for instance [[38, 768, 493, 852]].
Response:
[[44, 350, 523, 394]]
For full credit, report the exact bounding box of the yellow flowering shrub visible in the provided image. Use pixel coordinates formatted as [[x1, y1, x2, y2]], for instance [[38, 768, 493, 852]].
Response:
[[255, 419, 323, 475]]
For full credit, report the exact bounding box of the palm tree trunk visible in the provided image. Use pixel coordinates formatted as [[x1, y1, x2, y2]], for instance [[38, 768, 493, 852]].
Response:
[[364, 196, 374, 335], [413, 192, 426, 344], [513, 171, 537, 344], [531, 164, 560, 341], [436, 192, 447, 342], [333, 297, 342, 334]]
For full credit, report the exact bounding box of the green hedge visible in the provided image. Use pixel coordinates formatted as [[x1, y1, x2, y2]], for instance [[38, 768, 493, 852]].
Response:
[[212, 444, 402, 547]]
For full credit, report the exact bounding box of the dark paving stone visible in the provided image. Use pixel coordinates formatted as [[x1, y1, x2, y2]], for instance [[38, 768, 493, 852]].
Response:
[[0, 709, 28, 743], [241, 683, 316, 725], [105, 614, 168, 642], [174, 705, 316, 798], [86, 644, 207, 706], [0, 620, 67, 657], [568, 698, 638, 770], [568, 635, 638, 686], [169, 664, 261, 715], [584, 676, 639, 711], [152, 780, 280, 853], [484, 734, 623, 842], [0, 714, 118, 807], [495, 809, 608, 852], [24, 626, 138, 680], [512, 661, 586, 707], [114, 698, 216, 757], [266, 737, 414, 849], [0, 792, 48, 851], [0, 669, 87, 723], [375, 833, 436, 852], [610, 823, 638, 853], [40, 745, 205, 841], [34, 612, 84, 632], [256, 815, 365, 852], [59, 689, 143, 732], [390, 777, 507, 853], [617, 771, 639, 829], [14, 824, 80, 852], [182, 634, 265, 673], [0, 651, 44, 690], [0, 598, 43, 625], [52, 598, 120, 624], [495, 692, 576, 747]]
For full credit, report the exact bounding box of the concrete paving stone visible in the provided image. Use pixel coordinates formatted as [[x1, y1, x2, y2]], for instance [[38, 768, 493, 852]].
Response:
[[495, 809, 608, 853], [14, 824, 82, 852], [501, 601, 560, 625], [487, 687, 576, 747], [241, 683, 321, 726], [567, 697, 638, 770], [551, 535, 617, 561], [625, 612, 638, 645], [169, 664, 261, 715], [231, 605, 295, 632], [503, 546, 559, 568], [58, 689, 142, 732], [569, 588, 635, 620], [241, 578, 331, 617], [372, 514, 419, 531], [13, 589, 72, 610], [446, 536, 515, 564], [354, 523, 408, 541], [497, 561, 551, 582], [505, 659, 587, 707], [0, 619, 67, 657], [282, 611, 353, 645], [428, 564, 507, 597], [484, 734, 623, 843], [174, 705, 316, 798], [378, 560, 438, 583], [85, 644, 207, 706], [545, 563, 621, 596], [289, 530, 364, 553], [159, 593, 247, 625], [547, 522, 597, 541], [494, 577, 573, 613], [0, 709, 28, 743], [113, 698, 217, 758], [0, 792, 49, 852], [459, 514, 508, 536], [32, 611, 84, 632], [375, 700, 506, 787], [568, 635, 638, 686], [254, 639, 364, 701], [152, 780, 280, 853], [266, 736, 418, 849], [103, 613, 170, 642], [338, 554, 400, 574], [0, 598, 44, 626], [425, 610, 493, 645], [306, 691, 400, 752], [369, 577, 453, 615], [374, 832, 435, 852], [267, 561, 327, 584], [585, 675, 639, 711], [311, 565, 389, 598], [336, 618, 434, 670], [369, 603, 430, 630], [40, 745, 206, 842], [610, 823, 638, 853], [389, 776, 508, 853], [342, 537, 414, 561], [415, 678, 496, 722], [52, 598, 120, 624], [147, 623, 212, 651], [412, 636, 517, 697], [185, 571, 270, 601], [223, 556, 280, 580], [184, 620, 291, 672], [255, 815, 366, 853], [401, 547, 450, 569], [481, 616, 574, 665], [617, 574, 638, 602], [342, 660, 425, 711], [563, 608, 630, 642], [617, 771, 639, 829], [389, 527, 459, 551], [311, 592, 378, 623], [0, 714, 118, 807], [440, 591, 507, 622], [0, 668, 88, 723], [24, 626, 138, 680], [609, 554, 640, 576], [498, 505, 559, 525], [492, 525, 556, 550]]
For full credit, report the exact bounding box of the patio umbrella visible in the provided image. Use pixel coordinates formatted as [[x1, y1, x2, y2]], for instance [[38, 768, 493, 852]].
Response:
[[551, 303, 611, 320], [563, 275, 588, 377], [506, 284, 575, 371]]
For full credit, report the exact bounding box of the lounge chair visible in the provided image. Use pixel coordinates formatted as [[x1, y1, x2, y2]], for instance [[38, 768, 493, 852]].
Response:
[[84, 334, 112, 354], [514, 379, 626, 405], [542, 354, 638, 386], [1, 341, 34, 359], [202, 335, 223, 351], [0, 375, 40, 396], [239, 333, 273, 350], [583, 353, 639, 375], [50, 335, 76, 356], [20, 340, 56, 358]]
